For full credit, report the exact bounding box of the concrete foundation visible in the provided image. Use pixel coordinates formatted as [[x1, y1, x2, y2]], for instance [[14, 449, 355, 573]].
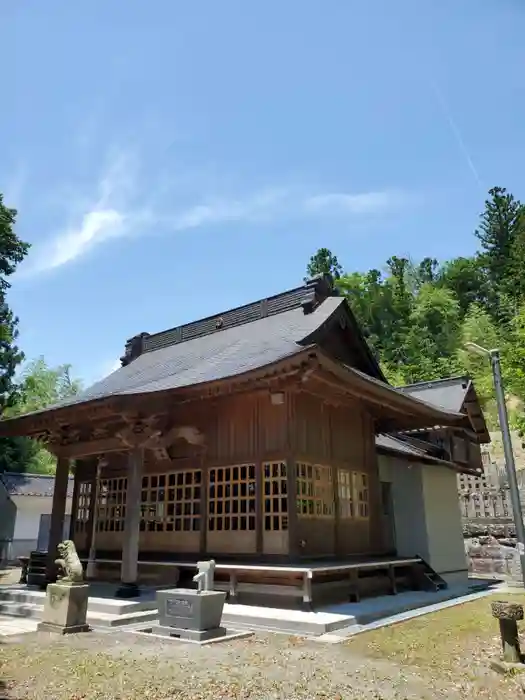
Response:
[[151, 623, 227, 642]]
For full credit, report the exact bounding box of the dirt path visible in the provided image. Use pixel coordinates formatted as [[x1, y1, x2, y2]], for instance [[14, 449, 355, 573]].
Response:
[[0, 627, 520, 700]]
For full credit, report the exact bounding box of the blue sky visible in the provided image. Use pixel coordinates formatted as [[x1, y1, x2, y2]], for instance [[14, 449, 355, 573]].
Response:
[[2, 1, 524, 386]]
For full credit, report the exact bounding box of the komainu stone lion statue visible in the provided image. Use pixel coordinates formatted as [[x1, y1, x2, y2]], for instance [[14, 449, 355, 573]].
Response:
[[55, 540, 84, 584]]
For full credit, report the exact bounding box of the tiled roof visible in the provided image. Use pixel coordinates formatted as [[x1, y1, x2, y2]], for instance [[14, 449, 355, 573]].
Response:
[[375, 434, 459, 468], [375, 434, 428, 458], [30, 295, 346, 415], [399, 375, 490, 442], [399, 376, 471, 412], [1, 472, 74, 498]]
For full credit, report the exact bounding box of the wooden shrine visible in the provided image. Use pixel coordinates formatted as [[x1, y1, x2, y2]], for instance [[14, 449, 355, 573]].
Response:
[[0, 275, 478, 601]]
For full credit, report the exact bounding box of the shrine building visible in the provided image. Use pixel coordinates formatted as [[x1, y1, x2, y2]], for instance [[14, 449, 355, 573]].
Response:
[[0, 275, 489, 604]]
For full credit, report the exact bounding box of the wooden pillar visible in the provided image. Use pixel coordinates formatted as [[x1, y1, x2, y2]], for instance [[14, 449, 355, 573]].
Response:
[[255, 460, 263, 554], [84, 459, 98, 557], [46, 457, 70, 579], [199, 458, 208, 555], [286, 457, 299, 559], [68, 462, 80, 540], [332, 465, 341, 555], [116, 448, 143, 598], [86, 458, 103, 579]]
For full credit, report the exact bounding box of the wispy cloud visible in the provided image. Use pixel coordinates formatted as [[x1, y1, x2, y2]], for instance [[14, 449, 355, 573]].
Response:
[[303, 190, 406, 215], [20, 146, 410, 276], [20, 149, 150, 276]]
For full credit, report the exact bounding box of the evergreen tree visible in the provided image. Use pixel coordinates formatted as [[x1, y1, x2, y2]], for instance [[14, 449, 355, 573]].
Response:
[[0, 194, 30, 414], [0, 194, 31, 473], [475, 186, 525, 316], [305, 248, 343, 280]]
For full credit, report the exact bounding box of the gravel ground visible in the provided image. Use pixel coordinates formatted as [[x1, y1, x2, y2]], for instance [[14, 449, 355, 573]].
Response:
[[0, 626, 520, 700]]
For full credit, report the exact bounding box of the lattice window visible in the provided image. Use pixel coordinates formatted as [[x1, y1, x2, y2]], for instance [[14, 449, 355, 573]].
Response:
[[352, 472, 369, 519], [263, 461, 288, 531], [140, 471, 201, 532], [338, 470, 354, 518], [96, 477, 127, 532], [208, 464, 256, 532], [453, 436, 468, 463], [296, 462, 334, 519], [74, 481, 92, 533]]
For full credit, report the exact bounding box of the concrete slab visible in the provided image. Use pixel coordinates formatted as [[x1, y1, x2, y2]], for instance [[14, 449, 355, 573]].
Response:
[[0, 615, 38, 636], [0, 579, 500, 638], [132, 627, 254, 646], [221, 602, 358, 635], [0, 585, 159, 628]]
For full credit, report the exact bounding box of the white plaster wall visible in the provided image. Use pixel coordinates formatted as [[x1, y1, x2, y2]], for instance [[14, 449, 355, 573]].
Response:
[[378, 455, 468, 585], [421, 465, 468, 586], [9, 496, 73, 558], [378, 456, 429, 560]]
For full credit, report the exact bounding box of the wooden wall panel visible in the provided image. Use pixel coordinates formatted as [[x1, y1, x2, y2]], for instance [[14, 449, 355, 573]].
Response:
[[259, 395, 287, 455], [288, 391, 387, 558], [296, 520, 335, 556]]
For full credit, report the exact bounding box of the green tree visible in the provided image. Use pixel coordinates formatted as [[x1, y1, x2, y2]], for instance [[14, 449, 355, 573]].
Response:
[[305, 248, 343, 280], [475, 186, 525, 315], [436, 256, 488, 317], [0, 359, 83, 474], [454, 304, 501, 424], [0, 194, 30, 413], [403, 285, 461, 383], [502, 304, 525, 434], [0, 193, 31, 473]]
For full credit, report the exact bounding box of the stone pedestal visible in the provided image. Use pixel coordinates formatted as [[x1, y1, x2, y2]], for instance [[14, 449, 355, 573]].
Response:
[[490, 600, 525, 674], [37, 583, 90, 635], [154, 588, 226, 642]]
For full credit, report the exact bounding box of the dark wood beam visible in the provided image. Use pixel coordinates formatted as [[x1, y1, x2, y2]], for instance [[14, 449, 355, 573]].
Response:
[[52, 437, 126, 459]]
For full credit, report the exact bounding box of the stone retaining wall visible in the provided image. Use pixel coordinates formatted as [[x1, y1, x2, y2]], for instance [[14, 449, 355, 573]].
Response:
[[465, 534, 522, 584]]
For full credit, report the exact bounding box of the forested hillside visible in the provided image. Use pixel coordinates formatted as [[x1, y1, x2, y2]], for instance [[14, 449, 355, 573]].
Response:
[[306, 187, 525, 433]]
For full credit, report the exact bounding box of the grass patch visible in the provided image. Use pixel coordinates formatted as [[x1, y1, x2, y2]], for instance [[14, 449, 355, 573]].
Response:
[[346, 592, 525, 676]]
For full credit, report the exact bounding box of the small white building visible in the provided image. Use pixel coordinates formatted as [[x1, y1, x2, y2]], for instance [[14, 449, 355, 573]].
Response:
[[0, 472, 73, 563]]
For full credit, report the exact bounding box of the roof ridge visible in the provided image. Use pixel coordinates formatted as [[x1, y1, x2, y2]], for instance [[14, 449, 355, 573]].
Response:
[[120, 274, 338, 364], [400, 375, 470, 390]]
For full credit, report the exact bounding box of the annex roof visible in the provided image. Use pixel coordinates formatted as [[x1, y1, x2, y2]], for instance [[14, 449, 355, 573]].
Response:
[[400, 375, 490, 443], [375, 434, 480, 475]]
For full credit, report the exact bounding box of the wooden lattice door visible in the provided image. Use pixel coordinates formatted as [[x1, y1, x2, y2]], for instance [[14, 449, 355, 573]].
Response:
[[207, 464, 257, 553]]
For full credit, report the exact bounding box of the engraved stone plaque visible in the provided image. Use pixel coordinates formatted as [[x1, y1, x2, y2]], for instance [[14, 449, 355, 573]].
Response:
[[166, 596, 194, 619]]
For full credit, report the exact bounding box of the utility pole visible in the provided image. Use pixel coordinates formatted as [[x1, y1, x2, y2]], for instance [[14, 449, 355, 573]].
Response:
[[465, 342, 525, 586]]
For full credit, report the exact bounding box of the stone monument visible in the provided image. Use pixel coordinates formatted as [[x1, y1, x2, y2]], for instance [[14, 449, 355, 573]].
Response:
[[153, 559, 227, 642], [37, 539, 90, 635], [490, 600, 525, 674]]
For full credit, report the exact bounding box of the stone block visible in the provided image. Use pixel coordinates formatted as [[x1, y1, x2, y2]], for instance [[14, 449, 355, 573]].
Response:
[[37, 583, 90, 635], [157, 588, 226, 631], [490, 658, 525, 675], [151, 624, 227, 642]]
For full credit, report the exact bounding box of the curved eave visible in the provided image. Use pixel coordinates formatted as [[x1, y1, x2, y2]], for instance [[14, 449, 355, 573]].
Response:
[[314, 351, 471, 432], [0, 349, 316, 438]]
